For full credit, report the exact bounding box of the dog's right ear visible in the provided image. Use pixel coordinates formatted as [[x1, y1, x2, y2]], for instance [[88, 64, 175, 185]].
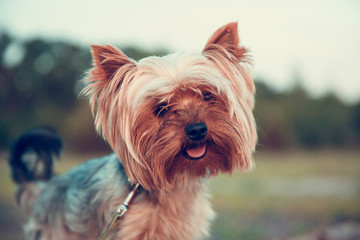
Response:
[[90, 45, 136, 82], [83, 45, 136, 142]]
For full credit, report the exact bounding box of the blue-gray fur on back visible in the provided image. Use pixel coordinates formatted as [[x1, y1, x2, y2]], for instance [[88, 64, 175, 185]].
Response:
[[33, 154, 127, 233]]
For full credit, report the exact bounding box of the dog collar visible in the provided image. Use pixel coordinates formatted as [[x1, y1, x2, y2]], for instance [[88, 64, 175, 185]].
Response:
[[98, 182, 141, 240]]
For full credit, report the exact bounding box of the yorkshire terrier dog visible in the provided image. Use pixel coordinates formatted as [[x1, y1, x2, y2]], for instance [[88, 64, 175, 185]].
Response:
[[9, 22, 257, 240]]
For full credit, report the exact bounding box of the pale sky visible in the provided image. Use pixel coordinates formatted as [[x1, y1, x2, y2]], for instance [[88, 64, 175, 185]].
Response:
[[1, 0, 359, 103]]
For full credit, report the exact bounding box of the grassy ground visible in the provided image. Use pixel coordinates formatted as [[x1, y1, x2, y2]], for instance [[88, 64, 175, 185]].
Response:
[[1, 150, 359, 240]]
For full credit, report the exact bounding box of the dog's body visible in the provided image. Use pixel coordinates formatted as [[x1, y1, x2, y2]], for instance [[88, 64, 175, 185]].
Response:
[[9, 22, 257, 240], [15, 154, 213, 239]]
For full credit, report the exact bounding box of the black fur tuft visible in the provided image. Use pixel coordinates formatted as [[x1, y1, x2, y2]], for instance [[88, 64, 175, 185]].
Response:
[[8, 126, 63, 184]]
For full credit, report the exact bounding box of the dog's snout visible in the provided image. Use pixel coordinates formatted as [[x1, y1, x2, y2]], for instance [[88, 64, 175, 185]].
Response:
[[185, 122, 208, 141]]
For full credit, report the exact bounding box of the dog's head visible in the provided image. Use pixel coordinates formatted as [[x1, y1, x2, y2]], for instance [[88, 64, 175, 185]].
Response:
[[83, 22, 257, 191]]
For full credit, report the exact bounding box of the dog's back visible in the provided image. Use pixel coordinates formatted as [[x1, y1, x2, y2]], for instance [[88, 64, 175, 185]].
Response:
[[8, 127, 128, 239]]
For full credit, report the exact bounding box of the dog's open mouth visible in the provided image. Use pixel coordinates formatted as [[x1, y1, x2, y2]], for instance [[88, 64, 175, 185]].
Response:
[[183, 144, 207, 160]]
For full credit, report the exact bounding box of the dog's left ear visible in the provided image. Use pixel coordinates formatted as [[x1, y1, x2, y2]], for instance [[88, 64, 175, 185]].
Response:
[[203, 22, 247, 62], [204, 23, 257, 166], [202, 22, 254, 95]]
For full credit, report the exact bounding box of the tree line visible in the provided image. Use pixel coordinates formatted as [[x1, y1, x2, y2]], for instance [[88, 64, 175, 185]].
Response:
[[1, 33, 359, 153]]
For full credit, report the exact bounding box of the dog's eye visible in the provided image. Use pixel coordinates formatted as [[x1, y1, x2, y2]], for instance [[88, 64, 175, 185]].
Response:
[[154, 103, 169, 117], [203, 92, 214, 102]]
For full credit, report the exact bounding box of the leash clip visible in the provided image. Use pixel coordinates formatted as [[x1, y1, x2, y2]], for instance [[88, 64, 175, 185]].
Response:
[[98, 183, 140, 240]]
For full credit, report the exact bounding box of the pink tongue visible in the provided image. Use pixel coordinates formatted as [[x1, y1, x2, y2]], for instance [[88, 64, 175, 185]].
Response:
[[186, 145, 206, 158]]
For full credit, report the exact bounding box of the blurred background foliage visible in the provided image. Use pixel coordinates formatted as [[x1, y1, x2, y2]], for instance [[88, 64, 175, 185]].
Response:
[[0, 32, 169, 153], [1, 32, 359, 153]]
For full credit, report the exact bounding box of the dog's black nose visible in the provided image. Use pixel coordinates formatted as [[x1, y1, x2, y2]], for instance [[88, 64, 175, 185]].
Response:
[[185, 122, 208, 141]]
